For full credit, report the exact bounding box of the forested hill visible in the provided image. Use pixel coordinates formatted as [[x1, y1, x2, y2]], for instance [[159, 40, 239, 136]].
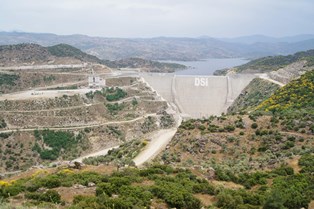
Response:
[[214, 49, 314, 75]]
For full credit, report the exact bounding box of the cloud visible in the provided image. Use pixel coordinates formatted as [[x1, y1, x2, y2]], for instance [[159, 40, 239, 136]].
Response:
[[0, 0, 313, 37]]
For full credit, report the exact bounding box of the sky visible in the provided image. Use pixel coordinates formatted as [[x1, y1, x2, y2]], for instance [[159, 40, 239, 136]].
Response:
[[1, 0, 314, 38]]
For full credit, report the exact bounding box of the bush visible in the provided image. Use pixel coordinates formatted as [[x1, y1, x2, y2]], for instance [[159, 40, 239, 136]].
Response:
[[299, 154, 314, 173], [251, 123, 258, 129], [25, 190, 61, 204], [216, 191, 243, 209], [224, 125, 235, 132], [106, 87, 127, 101], [271, 166, 294, 176]]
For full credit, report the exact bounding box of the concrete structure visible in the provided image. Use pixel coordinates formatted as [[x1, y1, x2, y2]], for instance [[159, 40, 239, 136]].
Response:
[[88, 69, 105, 88], [141, 73, 256, 118]]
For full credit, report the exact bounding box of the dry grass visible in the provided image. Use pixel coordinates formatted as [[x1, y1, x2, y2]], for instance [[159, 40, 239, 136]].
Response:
[[194, 193, 216, 207]]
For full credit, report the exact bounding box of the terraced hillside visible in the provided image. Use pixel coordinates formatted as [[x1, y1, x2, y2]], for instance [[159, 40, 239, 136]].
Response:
[[0, 71, 88, 94], [0, 77, 175, 173]]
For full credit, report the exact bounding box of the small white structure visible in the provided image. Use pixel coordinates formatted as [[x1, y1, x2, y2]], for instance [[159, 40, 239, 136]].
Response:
[[88, 69, 105, 88]]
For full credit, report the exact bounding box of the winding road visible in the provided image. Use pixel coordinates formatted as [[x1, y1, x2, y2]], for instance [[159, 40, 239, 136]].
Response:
[[133, 128, 178, 166], [0, 113, 156, 134]]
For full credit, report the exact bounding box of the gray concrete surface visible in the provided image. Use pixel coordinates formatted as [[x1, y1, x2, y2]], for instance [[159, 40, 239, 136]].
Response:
[[141, 73, 256, 118]]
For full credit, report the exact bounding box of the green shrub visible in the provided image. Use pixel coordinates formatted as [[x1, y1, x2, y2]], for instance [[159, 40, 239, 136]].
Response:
[[299, 154, 314, 173], [251, 123, 258, 129]]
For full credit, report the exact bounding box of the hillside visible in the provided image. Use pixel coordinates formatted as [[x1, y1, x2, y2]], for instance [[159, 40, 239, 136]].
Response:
[[2, 32, 314, 61], [228, 78, 280, 113], [0, 46, 313, 208], [152, 69, 314, 208], [0, 43, 102, 66], [47, 44, 103, 63], [103, 58, 187, 73], [215, 49, 314, 75], [0, 77, 175, 173], [257, 70, 314, 113], [0, 43, 187, 74]]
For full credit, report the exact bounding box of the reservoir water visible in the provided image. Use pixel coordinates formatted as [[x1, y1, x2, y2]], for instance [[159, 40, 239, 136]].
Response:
[[162, 58, 249, 75]]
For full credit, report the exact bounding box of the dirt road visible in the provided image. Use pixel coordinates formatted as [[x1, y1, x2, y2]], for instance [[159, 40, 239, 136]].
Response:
[[0, 113, 156, 134], [133, 128, 178, 166], [258, 73, 285, 87], [73, 146, 119, 163]]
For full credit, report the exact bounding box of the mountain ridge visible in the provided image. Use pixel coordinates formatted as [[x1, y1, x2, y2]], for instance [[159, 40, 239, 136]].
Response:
[[2, 32, 314, 61]]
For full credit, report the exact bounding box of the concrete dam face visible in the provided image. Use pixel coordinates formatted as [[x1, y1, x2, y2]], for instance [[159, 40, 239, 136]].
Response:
[[141, 74, 256, 118]]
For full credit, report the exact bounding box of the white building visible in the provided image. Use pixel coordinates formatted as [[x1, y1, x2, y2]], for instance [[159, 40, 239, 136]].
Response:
[[88, 69, 105, 88]]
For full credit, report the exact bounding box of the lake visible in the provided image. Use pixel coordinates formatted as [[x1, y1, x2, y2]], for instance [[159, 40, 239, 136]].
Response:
[[161, 58, 249, 75]]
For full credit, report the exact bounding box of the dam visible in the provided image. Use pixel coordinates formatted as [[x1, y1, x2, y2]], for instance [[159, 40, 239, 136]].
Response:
[[141, 73, 256, 118]]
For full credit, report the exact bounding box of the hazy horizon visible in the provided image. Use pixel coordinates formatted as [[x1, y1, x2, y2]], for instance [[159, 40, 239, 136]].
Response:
[[1, 0, 314, 38], [1, 30, 314, 40]]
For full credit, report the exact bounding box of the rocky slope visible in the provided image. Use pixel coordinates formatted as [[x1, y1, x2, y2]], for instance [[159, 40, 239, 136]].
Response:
[[0, 43, 102, 66], [227, 78, 280, 113]]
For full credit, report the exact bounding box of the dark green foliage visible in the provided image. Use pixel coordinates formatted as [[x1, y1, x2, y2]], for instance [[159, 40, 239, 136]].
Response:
[[85, 91, 94, 99], [105, 87, 127, 101], [106, 103, 124, 114], [299, 154, 314, 173], [83, 140, 145, 166], [131, 97, 138, 106], [0, 118, 7, 128], [25, 190, 61, 204], [151, 181, 201, 209], [47, 44, 101, 63], [32, 142, 42, 153], [251, 123, 258, 129], [0, 73, 19, 86], [214, 167, 270, 189], [266, 174, 314, 209], [263, 191, 286, 209], [0, 132, 12, 139], [1, 164, 314, 209], [216, 191, 244, 209], [271, 166, 294, 176], [32, 130, 83, 160], [224, 125, 235, 132]]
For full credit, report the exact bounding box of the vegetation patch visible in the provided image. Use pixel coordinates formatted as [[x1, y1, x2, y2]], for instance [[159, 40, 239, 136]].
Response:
[[228, 78, 280, 113], [257, 70, 314, 112], [33, 130, 89, 161], [0, 73, 19, 87], [83, 139, 147, 166]]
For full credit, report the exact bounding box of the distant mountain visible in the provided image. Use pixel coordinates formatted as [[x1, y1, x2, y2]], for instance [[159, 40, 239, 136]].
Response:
[[0, 43, 187, 72], [1, 32, 314, 61], [220, 34, 314, 44]]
